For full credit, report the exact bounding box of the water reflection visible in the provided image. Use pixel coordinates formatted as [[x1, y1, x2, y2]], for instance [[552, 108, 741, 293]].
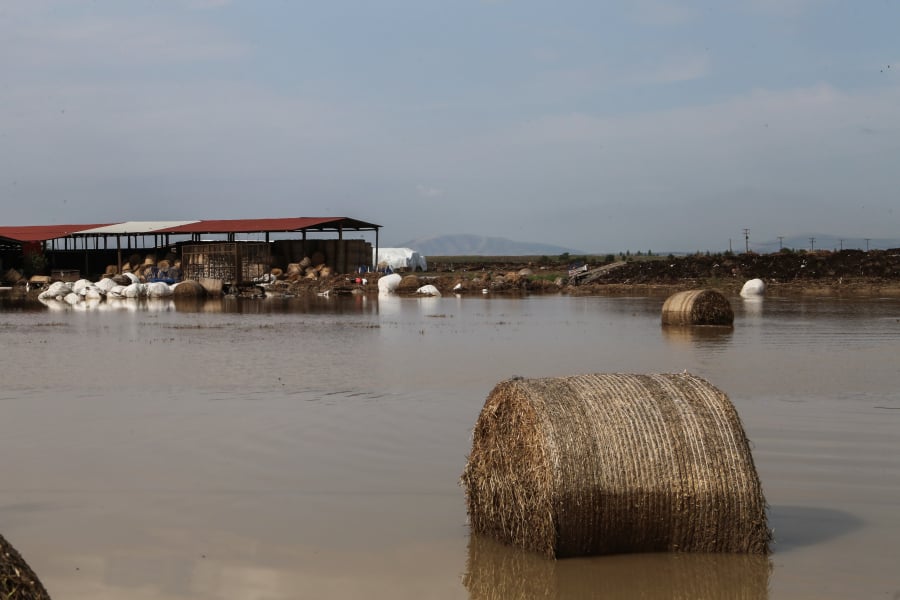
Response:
[[741, 297, 765, 318], [463, 534, 771, 600], [661, 324, 734, 348], [768, 506, 863, 552], [30, 295, 380, 315]]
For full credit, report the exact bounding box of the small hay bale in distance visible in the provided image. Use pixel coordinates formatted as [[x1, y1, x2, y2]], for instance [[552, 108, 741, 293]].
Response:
[[661, 289, 734, 326], [460, 373, 770, 558]]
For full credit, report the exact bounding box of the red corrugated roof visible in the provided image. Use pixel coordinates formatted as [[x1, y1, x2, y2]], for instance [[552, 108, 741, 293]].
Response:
[[0, 224, 113, 243], [0, 217, 380, 243], [166, 217, 379, 233]]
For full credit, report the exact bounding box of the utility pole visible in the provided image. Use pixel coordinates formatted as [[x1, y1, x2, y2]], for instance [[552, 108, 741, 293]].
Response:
[[809, 237, 816, 251], [778, 236, 784, 250], [728, 238, 732, 253], [839, 239, 843, 251], [865, 238, 871, 251], [743, 228, 750, 253]]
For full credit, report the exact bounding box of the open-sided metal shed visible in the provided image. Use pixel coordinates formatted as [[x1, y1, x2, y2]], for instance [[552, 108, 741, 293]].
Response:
[[0, 217, 381, 280]]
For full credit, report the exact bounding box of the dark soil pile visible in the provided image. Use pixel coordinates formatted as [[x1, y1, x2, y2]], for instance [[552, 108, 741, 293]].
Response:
[[581, 250, 900, 286], [251, 249, 900, 298]]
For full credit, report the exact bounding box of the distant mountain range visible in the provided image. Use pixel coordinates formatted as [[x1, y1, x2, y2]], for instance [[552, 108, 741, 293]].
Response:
[[392, 233, 899, 257], [396, 234, 583, 256]]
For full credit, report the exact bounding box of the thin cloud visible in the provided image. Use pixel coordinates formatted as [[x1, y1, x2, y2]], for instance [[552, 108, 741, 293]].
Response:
[[416, 185, 444, 199], [1, 14, 248, 70], [629, 0, 697, 26], [629, 53, 711, 85]]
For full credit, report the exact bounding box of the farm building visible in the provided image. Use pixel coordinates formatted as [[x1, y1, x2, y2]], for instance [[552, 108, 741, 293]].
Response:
[[0, 217, 381, 287]]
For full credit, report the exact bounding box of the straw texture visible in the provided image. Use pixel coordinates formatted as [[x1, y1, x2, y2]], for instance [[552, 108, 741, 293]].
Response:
[[0, 533, 51, 599], [460, 373, 770, 558], [661, 290, 734, 326]]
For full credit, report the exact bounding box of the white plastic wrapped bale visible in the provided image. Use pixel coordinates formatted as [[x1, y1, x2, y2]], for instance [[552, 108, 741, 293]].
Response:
[[740, 278, 767, 297], [38, 281, 73, 300], [72, 278, 92, 294], [82, 286, 104, 300], [146, 281, 174, 297], [122, 282, 147, 298], [94, 277, 118, 293], [377, 273, 402, 294], [415, 284, 441, 297], [374, 248, 428, 272], [107, 285, 127, 299]]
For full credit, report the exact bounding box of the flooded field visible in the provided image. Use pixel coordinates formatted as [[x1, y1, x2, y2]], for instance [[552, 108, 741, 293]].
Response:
[[0, 292, 898, 599]]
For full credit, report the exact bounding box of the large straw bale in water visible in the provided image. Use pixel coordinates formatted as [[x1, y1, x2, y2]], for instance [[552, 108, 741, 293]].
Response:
[[661, 289, 734, 326], [0, 533, 51, 599], [460, 373, 770, 558]]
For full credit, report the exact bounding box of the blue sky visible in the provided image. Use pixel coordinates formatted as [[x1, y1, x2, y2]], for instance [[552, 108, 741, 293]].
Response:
[[1, 0, 898, 252]]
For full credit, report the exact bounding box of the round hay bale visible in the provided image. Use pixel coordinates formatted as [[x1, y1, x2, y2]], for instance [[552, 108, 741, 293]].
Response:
[[171, 280, 205, 297], [299, 256, 311, 268], [460, 372, 770, 558], [398, 275, 420, 291], [286, 263, 302, 276], [319, 266, 332, 278], [661, 289, 734, 326], [0, 532, 51, 599], [4, 268, 22, 283]]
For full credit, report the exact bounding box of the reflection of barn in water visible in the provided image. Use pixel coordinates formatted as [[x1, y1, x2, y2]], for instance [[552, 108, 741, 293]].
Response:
[[0, 217, 381, 288]]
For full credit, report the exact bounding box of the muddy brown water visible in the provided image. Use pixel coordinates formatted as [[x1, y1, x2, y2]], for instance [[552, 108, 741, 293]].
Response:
[[0, 293, 898, 599]]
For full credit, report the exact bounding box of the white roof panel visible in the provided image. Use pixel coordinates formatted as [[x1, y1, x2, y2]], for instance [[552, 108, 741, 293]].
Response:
[[76, 221, 201, 234]]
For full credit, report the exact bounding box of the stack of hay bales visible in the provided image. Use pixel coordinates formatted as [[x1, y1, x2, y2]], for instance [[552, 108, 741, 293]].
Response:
[[0, 533, 51, 599], [661, 290, 734, 326], [286, 263, 303, 281], [460, 373, 770, 558]]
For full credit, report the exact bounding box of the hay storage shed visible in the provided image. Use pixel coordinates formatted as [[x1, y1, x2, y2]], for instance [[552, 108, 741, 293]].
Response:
[[661, 289, 734, 326], [460, 373, 770, 558], [181, 242, 271, 288]]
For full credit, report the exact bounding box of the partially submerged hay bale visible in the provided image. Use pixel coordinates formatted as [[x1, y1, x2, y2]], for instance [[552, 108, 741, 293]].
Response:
[[172, 280, 205, 297], [0, 533, 51, 599], [461, 373, 770, 558], [661, 289, 734, 326]]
